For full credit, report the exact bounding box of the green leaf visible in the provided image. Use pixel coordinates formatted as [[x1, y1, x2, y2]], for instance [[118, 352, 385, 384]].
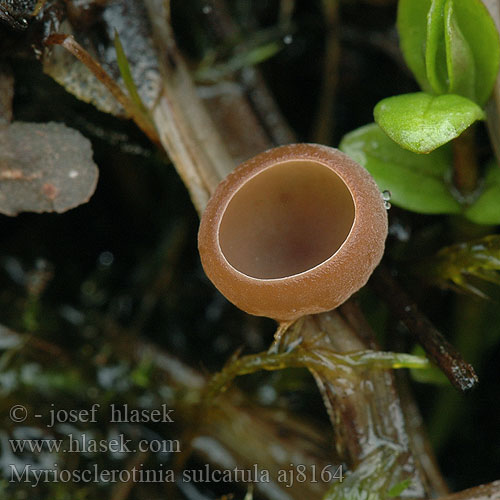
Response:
[[411, 363, 450, 385], [410, 347, 449, 386], [397, 0, 500, 105], [387, 478, 412, 498], [426, 0, 448, 94], [450, 0, 500, 106], [465, 163, 500, 224], [339, 123, 461, 214], [444, 0, 475, 100], [374, 92, 484, 153], [397, 0, 433, 92], [114, 30, 149, 115]]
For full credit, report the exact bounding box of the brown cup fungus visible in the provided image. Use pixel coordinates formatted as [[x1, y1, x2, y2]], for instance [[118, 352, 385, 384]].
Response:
[[198, 144, 388, 322]]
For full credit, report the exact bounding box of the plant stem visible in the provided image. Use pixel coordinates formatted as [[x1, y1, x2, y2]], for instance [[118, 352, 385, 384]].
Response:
[[373, 266, 478, 392], [311, 0, 341, 144], [452, 127, 479, 198]]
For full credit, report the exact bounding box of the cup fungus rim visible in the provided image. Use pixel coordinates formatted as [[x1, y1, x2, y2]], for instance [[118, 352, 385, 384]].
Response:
[[198, 142, 388, 321], [214, 157, 357, 282]]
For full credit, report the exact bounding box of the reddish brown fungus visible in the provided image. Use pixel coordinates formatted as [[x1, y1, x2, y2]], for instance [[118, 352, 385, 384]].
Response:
[[198, 144, 388, 321]]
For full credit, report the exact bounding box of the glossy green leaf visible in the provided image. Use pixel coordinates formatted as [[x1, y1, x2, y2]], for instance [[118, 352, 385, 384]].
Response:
[[465, 163, 500, 224], [426, 0, 448, 94], [451, 0, 500, 106], [339, 123, 461, 214], [397, 0, 500, 105], [397, 0, 432, 92], [444, 0, 475, 100], [374, 92, 484, 153]]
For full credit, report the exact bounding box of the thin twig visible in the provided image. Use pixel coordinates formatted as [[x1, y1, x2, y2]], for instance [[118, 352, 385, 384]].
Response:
[[373, 266, 479, 392], [199, 0, 296, 148], [311, 0, 341, 144]]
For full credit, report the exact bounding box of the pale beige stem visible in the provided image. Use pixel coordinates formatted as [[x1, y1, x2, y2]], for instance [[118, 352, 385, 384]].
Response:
[[145, 0, 235, 214]]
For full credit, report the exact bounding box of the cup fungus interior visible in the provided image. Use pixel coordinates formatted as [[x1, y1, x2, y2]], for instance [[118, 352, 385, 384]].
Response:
[[218, 160, 355, 280]]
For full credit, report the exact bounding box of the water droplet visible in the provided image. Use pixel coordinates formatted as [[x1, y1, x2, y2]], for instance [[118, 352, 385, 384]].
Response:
[[98, 251, 114, 267], [258, 385, 277, 404], [202, 4, 212, 14], [283, 34, 293, 45], [382, 190, 392, 201], [384, 201, 391, 210]]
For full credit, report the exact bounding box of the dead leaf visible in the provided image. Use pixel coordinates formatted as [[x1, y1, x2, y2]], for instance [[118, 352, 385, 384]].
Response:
[[43, 0, 161, 117], [0, 121, 98, 215]]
